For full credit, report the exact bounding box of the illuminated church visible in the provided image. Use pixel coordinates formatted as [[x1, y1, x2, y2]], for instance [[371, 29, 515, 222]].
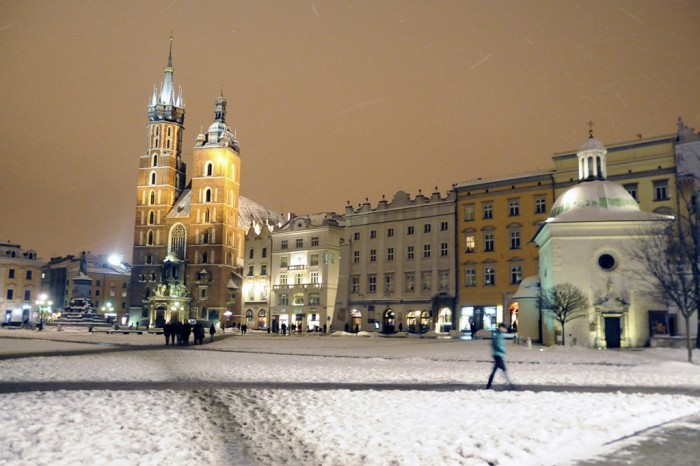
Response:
[[128, 41, 268, 327]]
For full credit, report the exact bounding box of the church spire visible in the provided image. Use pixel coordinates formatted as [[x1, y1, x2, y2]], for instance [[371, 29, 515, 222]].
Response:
[[148, 36, 184, 124]]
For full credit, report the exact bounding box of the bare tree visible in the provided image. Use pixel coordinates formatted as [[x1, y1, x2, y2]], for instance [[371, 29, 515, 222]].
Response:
[[629, 183, 699, 363], [541, 283, 590, 346]]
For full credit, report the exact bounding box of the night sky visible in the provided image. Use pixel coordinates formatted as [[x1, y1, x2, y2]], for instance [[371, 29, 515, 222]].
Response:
[[1, 1, 699, 261]]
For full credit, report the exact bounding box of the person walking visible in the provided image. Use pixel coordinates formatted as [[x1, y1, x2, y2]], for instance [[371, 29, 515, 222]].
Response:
[[163, 321, 172, 346], [486, 323, 515, 389], [209, 323, 216, 342]]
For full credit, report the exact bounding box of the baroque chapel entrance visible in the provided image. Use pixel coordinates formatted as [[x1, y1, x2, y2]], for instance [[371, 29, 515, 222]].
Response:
[[604, 317, 621, 349]]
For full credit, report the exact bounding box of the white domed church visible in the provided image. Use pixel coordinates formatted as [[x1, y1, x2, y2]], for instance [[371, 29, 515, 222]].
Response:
[[518, 131, 673, 348]]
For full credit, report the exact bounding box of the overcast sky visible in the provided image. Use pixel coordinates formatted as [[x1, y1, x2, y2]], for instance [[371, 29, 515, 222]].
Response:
[[1, 0, 699, 261]]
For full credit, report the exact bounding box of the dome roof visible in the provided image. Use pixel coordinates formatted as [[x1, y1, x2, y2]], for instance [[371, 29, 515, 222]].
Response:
[[579, 136, 605, 152], [549, 180, 641, 221]]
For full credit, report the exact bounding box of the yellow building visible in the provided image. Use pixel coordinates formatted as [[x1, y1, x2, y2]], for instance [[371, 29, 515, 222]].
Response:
[[0, 241, 44, 326], [454, 172, 553, 333], [455, 133, 678, 335], [552, 134, 677, 217]]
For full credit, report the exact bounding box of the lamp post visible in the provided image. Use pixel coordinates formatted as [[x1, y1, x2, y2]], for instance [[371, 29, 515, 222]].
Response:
[[35, 293, 52, 330]]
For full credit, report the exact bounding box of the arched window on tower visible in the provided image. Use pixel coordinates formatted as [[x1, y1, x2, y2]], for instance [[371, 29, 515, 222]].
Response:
[[204, 188, 212, 203], [205, 162, 213, 177], [149, 190, 155, 205], [202, 252, 208, 264], [204, 209, 210, 223], [169, 224, 186, 260], [148, 211, 155, 225], [147, 230, 154, 246], [203, 230, 209, 244], [152, 154, 158, 167], [150, 172, 157, 185]]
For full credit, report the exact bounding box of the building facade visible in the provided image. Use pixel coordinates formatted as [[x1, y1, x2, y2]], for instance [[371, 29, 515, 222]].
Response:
[[242, 224, 273, 330], [43, 253, 131, 323], [129, 42, 246, 328], [269, 214, 343, 334], [0, 242, 44, 326], [528, 132, 674, 348], [337, 190, 457, 334], [454, 173, 553, 333]]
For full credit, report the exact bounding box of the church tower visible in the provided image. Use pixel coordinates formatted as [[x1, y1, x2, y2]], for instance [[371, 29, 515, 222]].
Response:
[[130, 38, 186, 311], [186, 91, 245, 322]]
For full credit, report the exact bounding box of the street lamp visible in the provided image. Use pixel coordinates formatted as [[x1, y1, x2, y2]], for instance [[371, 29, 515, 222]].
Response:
[[35, 293, 53, 330], [101, 301, 115, 324]]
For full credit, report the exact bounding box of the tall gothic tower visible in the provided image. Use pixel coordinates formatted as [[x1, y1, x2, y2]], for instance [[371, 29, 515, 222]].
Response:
[[130, 38, 186, 312], [187, 91, 245, 322]]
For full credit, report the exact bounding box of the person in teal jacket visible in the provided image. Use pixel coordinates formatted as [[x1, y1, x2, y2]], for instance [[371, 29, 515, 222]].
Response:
[[486, 323, 514, 389]]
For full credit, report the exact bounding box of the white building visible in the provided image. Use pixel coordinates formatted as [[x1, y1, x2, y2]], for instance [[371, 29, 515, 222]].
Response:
[[242, 224, 273, 330], [521, 132, 674, 348], [337, 189, 457, 334], [269, 213, 344, 333]]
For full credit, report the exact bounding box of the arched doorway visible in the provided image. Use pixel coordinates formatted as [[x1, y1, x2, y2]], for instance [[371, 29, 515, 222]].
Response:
[[351, 309, 362, 333], [407, 310, 420, 333], [383, 309, 395, 334], [420, 311, 431, 333], [155, 305, 167, 328], [437, 307, 452, 333]]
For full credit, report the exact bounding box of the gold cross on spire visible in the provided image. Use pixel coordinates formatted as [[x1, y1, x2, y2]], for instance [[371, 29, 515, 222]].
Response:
[[587, 120, 594, 138]]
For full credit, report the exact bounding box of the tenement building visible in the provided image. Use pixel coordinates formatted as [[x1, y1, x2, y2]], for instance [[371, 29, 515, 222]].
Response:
[[336, 189, 457, 334], [269, 213, 344, 333], [454, 172, 553, 333], [0, 241, 43, 326]]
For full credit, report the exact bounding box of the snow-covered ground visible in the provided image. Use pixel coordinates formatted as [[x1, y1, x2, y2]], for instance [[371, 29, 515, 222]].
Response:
[[1, 327, 700, 465]]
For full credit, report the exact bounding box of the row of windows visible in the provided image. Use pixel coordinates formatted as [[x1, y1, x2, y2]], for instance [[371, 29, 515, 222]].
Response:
[[351, 222, 450, 242], [248, 248, 268, 259], [463, 197, 547, 221], [465, 231, 521, 252], [463, 265, 523, 287], [247, 264, 268, 276], [277, 292, 321, 306], [1, 251, 36, 259], [461, 179, 671, 223], [280, 236, 320, 250], [352, 243, 450, 263], [350, 270, 450, 293], [6, 269, 33, 280], [624, 179, 670, 202], [278, 272, 321, 285]]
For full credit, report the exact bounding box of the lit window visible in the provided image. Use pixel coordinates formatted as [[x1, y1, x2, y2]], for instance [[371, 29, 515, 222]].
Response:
[[465, 235, 476, 253]]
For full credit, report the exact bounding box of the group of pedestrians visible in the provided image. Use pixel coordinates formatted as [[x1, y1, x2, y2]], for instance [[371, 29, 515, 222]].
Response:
[[162, 321, 216, 346]]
